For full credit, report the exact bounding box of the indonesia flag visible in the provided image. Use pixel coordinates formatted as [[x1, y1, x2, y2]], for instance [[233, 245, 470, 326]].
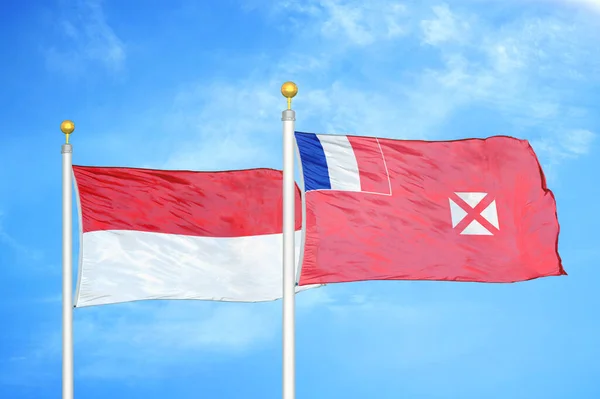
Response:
[[72, 166, 317, 307], [295, 132, 566, 285]]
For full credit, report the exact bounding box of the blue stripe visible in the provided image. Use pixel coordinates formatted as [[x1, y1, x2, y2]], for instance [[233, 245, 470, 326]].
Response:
[[295, 132, 331, 191]]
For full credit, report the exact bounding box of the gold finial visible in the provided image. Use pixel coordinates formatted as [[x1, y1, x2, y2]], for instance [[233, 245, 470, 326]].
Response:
[[60, 120, 75, 144], [281, 81, 298, 110]]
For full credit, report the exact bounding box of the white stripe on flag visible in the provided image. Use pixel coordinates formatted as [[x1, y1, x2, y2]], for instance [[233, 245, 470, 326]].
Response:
[[317, 134, 361, 191], [75, 230, 311, 307]]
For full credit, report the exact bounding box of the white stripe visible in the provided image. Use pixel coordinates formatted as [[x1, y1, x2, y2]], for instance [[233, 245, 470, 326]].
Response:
[[317, 134, 361, 191], [75, 230, 316, 307]]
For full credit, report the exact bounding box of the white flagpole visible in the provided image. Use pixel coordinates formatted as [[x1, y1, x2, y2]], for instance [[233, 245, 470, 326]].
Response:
[[281, 82, 298, 399], [61, 120, 75, 399]]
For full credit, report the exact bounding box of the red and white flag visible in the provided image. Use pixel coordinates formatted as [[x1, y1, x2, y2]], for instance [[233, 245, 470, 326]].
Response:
[[73, 166, 316, 307], [294, 132, 566, 285]]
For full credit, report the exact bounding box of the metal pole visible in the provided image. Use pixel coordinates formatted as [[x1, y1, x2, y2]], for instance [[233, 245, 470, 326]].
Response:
[[61, 120, 75, 399], [281, 82, 298, 399]]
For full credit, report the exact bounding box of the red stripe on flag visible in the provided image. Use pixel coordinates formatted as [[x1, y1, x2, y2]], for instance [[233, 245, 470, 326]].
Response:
[[73, 166, 302, 237], [347, 135, 390, 194]]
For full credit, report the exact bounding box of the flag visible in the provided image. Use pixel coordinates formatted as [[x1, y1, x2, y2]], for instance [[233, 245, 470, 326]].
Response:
[[294, 132, 565, 285], [73, 166, 316, 307]]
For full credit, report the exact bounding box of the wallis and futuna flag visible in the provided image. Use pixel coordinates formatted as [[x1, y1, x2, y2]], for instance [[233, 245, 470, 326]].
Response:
[[72, 166, 317, 307], [294, 132, 566, 286]]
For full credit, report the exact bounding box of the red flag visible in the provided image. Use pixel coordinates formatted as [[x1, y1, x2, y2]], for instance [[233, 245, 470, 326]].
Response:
[[295, 132, 565, 285]]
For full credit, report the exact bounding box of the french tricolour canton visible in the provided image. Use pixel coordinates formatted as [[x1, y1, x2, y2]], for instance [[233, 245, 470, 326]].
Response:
[[295, 132, 391, 195]]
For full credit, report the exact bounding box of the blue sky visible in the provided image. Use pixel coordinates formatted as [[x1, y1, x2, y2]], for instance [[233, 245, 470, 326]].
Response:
[[1, 0, 599, 398]]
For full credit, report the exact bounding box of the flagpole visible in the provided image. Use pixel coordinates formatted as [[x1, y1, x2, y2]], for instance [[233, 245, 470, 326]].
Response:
[[281, 81, 298, 399], [61, 120, 75, 399]]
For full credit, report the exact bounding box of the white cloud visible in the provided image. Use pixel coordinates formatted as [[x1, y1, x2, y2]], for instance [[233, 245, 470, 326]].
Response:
[[4, 288, 332, 382], [157, 75, 456, 174], [160, 81, 284, 170], [461, 0, 600, 15], [69, 290, 478, 379], [46, 0, 125, 74], [560, 129, 595, 155], [305, 294, 494, 374], [297, 287, 335, 308], [421, 4, 471, 45], [531, 129, 595, 169], [319, 0, 407, 45], [3, 302, 276, 381], [413, 6, 599, 170], [0, 211, 43, 263], [277, 0, 409, 46], [71, 2, 597, 173], [547, 0, 600, 14]]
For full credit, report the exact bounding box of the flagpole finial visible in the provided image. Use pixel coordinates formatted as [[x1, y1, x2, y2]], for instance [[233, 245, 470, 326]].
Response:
[[60, 120, 75, 144], [281, 82, 298, 110]]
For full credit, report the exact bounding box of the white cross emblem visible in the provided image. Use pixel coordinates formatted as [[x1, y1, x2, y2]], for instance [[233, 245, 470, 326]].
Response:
[[449, 192, 500, 235]]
